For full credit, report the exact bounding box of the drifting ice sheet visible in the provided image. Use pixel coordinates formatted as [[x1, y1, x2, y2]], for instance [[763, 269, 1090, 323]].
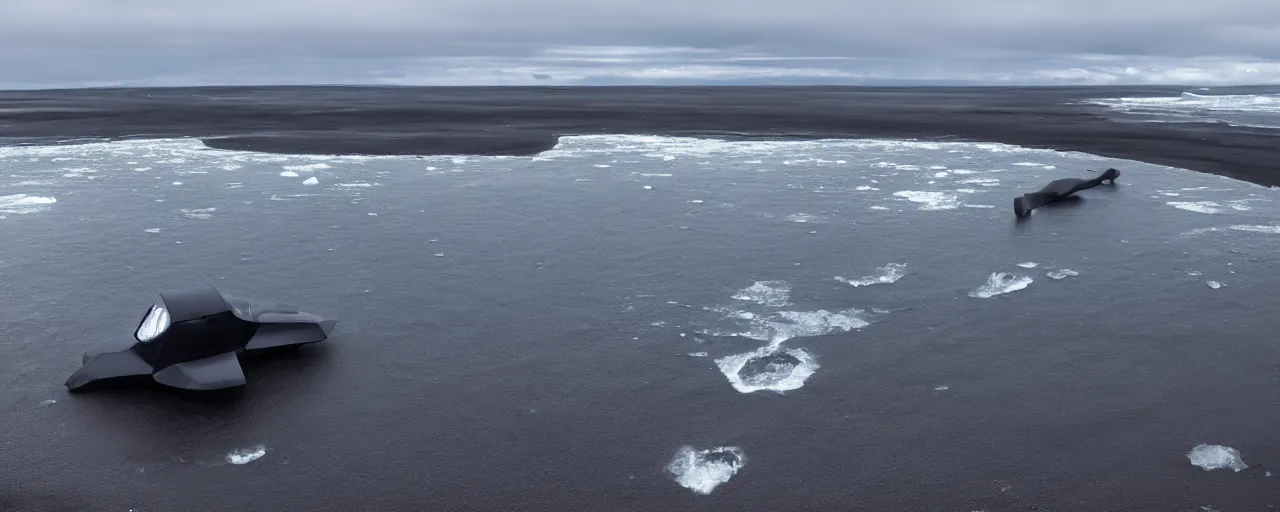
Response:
[[667, 446, 746, 495], [1187, 444, 1247, 472], [969, 272, 1033, 298]]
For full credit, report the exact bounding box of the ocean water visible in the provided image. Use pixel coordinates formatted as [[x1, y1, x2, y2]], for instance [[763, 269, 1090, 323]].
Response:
[[3, 131, 1280, 511], [1089, 90, 1280, 129]]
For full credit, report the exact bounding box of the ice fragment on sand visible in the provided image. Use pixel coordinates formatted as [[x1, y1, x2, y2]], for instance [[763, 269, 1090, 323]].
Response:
[[731, 281, 791, 307], [1046, 269, 1079, 280], [667, 446, 745, 495], [835, 263, 906, 287], [226, 445, 267, 465], [969, 272, 1033, 298], [1187, 444, 1247, 472]]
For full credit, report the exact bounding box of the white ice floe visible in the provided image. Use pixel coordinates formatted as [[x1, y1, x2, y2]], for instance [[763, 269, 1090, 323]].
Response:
[[1228, 224, 1280, 234], [786, 213, 821, 223], [282, 163, 330, 172], [716, 345, 819, 394], [1168, 201, 1223, 214], [969, 272, 1033, 298], [688, 352, 709, 358], [731, 281, 792, 307], [144, 228, 161, 234], [893, 190, 960, 210], [0, 194, 56, 215], [855, 185, 879, 191], [723, 308, 871, 345], [226, 445, 267, 465], [1046, 269, 1079, 280], [835, 263, 906, 287], [179, 208, 216, 219], [1187, 444, 1247, 472], [302, 176, 319, 186], [1016, 262, 1038, 269], [667, 446, 746, 495], [279, 170, 300, 177], [1207, 281, 1223, 289]]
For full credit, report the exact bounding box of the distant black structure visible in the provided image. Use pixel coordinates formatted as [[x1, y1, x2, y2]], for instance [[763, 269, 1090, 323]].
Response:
[[65, 285, 336, 392], [1014, 168, 1120, 218]]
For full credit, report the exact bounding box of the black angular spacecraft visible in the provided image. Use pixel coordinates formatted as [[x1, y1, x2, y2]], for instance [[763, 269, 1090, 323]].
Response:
[[65, 285, 336, 392]]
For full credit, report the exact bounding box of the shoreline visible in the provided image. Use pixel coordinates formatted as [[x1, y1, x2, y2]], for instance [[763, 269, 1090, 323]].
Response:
[[3, 86, 1278, 187]]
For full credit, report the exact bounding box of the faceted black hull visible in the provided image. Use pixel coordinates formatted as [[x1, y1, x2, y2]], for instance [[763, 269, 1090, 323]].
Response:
[[65, 285, 336, 392]]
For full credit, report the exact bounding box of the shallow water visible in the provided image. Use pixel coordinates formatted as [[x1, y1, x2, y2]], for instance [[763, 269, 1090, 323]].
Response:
[[1, 135, 1278, 511]]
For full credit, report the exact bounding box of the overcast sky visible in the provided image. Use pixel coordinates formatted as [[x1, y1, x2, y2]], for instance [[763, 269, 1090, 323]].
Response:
[[4, 0, 1280, 88]]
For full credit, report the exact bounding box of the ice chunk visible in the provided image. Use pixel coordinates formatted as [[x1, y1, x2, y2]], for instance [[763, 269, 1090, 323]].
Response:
[[667, 446, 746, 495], [969, 272, 1033, 298], [302, 176, 319, 186], [1046, 269, 1079, 280], [1187, 444, 1247, 472], [835, 263, 906, 287], [731, 281, 791, 307], [226, 445, 267, 465], [1017, 262, 1038, 268], [716, 346, 818, 393], [893, 191, 959, 210], [280, 171, 300, 178]]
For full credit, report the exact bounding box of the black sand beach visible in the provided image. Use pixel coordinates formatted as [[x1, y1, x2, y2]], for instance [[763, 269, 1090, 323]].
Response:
[[3, 85, 1280, 186]]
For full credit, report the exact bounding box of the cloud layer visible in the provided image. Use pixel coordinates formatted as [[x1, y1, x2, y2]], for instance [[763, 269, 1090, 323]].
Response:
[[4, 0, 1280, 87]]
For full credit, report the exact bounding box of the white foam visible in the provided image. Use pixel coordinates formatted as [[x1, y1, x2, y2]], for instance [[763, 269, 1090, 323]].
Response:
[[640, 172, 672, 177], [893, 191, 959, 210], [39, 399, 56, 406], [689, 199, 705, 204], [1229, 224, 1280, 233], [338, 182, 373, 187], [0, 194, 56, 215], [1017, 262, 1038, 268], [643, 185, 653, 190], [835, 263, 906, 287], [302, 176, 319, 186], [1168, 201, 1222, 214], [855, 185, 879, 191], [279, 171, 300, 177], [282, 163, 330, 172], [688, 352, 708, 358], [226, 445, 267, 465], [180, 208, 216, 219], [1187, 444, 1247, 472], [969, 272, 1033, 298], [957, 178, 1001, 186], [594, 164, 611, 168], [667, 446, 746, 495], [869, 206, 890, 211], [716, 346, 819, 393], [144, 228, 161, 234], [1047, 269, 1079, 280], [731, 281, 791, 307]]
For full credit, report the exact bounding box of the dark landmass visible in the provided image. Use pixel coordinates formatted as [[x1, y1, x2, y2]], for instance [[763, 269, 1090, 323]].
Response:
[[2, 85, 1279, 187]]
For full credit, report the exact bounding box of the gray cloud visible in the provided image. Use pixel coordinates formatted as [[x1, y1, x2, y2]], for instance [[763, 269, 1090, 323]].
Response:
[[3, 0, 1280, 87]]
